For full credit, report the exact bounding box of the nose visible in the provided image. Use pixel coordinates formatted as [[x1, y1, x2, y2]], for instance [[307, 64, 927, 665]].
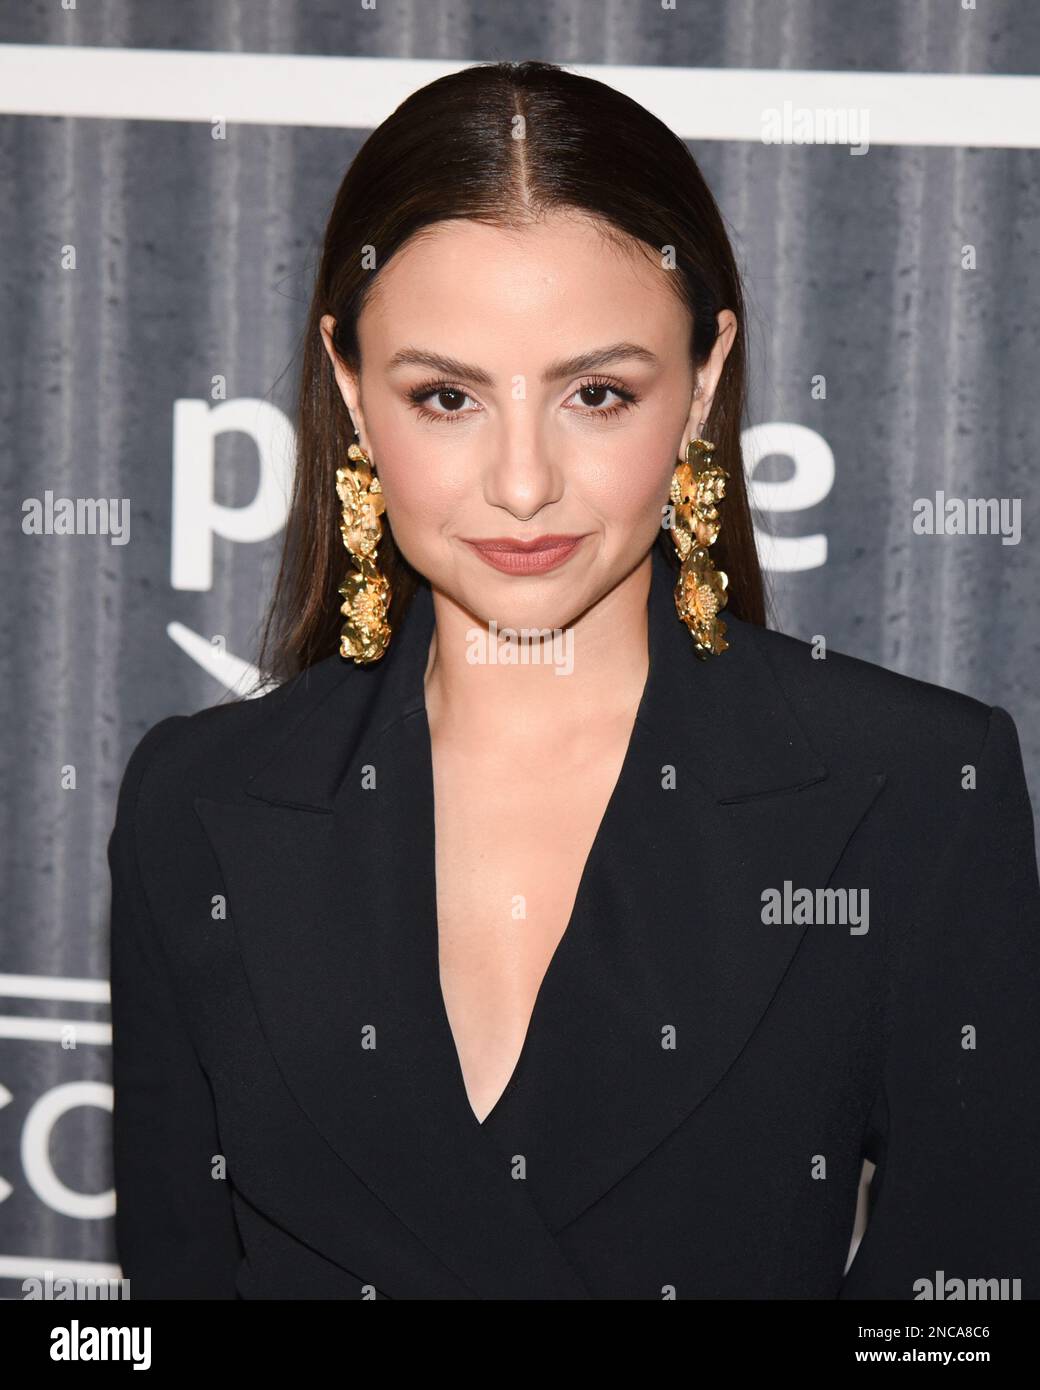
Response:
[[481, 414, 563, 522]]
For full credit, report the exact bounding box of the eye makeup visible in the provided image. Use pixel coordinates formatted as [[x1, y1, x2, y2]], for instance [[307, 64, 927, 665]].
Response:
[[405, 374, 641, 425]]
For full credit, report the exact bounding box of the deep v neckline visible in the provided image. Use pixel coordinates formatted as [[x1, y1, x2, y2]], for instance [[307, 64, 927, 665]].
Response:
[[418, 596, 653, 1133]]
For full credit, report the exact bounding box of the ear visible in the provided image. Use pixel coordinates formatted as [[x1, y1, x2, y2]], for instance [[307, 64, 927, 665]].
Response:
[[319, 314, 371, 453], [679, 309, 739, 456]]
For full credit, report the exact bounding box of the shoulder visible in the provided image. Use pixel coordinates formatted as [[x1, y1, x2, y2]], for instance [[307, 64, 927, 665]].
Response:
[[735, 618, 1037, 921], [114, 653, 362, 820], [736, 615, 1012, 778]]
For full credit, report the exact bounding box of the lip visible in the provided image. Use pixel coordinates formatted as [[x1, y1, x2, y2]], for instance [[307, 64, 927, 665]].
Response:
[[461, 533, 588, 575]]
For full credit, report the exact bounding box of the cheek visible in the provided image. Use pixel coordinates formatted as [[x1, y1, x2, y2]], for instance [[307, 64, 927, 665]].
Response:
[[366, 424, 469, 541], [567, 432, 675, 526]]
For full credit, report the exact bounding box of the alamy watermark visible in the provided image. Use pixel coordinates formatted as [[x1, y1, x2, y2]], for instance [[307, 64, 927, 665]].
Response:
[[23, 1271, 130, 1300], [913, 1270, 1021, 1300], [912, 491, 1021, 545], [761, 102, 869, 155], [761, 881, 869, 934], [22, 490, 130, 545], [465, 620, 574, 676], [49, 1319, 151, 1370]]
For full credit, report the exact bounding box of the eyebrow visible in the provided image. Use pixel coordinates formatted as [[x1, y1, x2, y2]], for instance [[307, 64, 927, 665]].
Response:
[[385, 341, 660, 387]]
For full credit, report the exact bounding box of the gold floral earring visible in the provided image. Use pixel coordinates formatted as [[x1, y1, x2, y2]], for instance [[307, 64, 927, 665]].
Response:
[[335, 434, 392, 663], [668, 435, 730, 656]]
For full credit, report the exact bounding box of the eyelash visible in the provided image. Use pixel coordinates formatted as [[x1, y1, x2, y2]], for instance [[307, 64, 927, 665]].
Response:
[[406, 375, 640, 425]]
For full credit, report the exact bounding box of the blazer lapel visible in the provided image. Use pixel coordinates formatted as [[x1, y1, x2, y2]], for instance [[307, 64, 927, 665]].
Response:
[[195, 590, 594, 1299], [475, 548, 887, 1231], [194, 544, 885, 1290]]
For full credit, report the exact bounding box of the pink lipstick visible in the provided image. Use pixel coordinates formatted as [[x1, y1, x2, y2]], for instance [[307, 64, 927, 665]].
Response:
[[461, 533, 587, 575]]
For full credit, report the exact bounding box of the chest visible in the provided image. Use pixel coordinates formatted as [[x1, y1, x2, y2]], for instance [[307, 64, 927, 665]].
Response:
[[431, 735, 628, 1123]]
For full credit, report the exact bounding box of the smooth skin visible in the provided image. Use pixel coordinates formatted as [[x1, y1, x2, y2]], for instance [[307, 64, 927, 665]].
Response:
[[321, 210, 736, 1123]]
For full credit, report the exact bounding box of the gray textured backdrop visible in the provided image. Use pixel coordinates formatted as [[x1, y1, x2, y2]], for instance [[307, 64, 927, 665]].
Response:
[[1, 0, 1038, 1293]]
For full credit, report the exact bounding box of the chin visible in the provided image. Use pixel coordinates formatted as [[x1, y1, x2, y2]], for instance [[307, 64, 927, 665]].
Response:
[[443, 572, 578, 631]]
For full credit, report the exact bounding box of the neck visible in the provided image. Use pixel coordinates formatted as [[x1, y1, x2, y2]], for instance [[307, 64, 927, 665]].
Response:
[[423, 554, 652, 748]]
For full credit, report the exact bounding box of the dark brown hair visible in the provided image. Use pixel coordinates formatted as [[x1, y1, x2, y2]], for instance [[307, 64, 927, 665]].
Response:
[[255, 59, 765, 686]]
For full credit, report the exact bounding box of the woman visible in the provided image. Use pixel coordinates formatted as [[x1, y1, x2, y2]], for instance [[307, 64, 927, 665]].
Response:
[[109, 60, 1040, 1300]]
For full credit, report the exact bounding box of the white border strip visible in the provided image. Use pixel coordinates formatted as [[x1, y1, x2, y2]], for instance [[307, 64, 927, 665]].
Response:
[[0, 973, 109, 1003], [0, 973, 111, 1041], [0, 46, 1037, 148], [0, 1018, 111, 1044], [0, 1254, 123, 1282]]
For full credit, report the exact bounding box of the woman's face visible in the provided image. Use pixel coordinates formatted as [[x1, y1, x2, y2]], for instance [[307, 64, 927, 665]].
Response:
[[322, 210, 735, 630]]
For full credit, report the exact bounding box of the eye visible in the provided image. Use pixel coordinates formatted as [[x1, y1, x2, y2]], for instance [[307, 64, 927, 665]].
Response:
[[565, 377, 639, 420], [405, 374, 640, 425], [407, 381, 481, 425]]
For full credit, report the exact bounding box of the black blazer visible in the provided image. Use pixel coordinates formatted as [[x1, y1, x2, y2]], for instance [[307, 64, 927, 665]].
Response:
[[108, 544, 1040, 1299]]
